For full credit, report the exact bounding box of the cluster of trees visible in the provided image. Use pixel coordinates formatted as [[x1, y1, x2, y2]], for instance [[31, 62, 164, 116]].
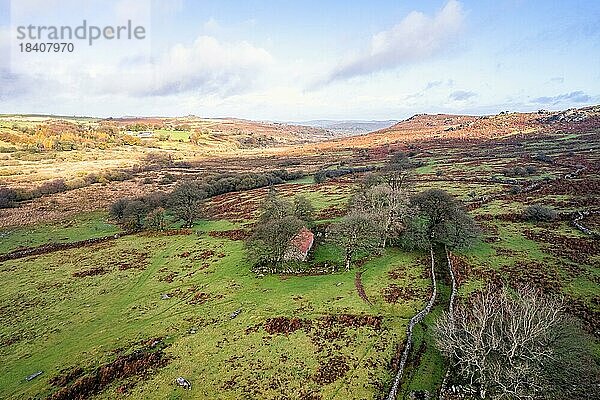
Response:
[[328, 176, 478, 270], [0, 179, 70, 208], [245, 152, 476, 272], [385, 151, 425, 170], [435, 286, 599, 400], [110, 192, 169, 230], [401, 189, 479, 250], [0, 120, 151, 151], [107, 169, 304, 230], [314, 166, 376, 183], [247, 190, 314, 266], [194, 169, 303, 196], [109, 181, 207, 230], [1, 156, 301, 210]]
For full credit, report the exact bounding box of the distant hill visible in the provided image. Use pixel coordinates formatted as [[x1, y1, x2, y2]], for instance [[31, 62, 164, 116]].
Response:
[[0, 115, 338, 151], [312, 105, 600, 150], [296, 120, 398, 135]]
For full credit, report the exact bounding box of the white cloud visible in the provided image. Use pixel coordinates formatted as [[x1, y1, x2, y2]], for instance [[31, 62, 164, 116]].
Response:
[[449, 90, 476, 101], [531, 91, 592, 105], [92, 35, 273, 97], [322, 0, 465, 84], [203, 17, 220, 32]]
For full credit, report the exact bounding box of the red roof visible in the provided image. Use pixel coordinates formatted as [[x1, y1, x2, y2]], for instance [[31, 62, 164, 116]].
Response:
[[290, 227, 314, 255]]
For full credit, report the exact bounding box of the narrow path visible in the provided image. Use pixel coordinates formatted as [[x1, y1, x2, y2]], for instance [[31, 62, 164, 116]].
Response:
[[354, 270, 372, 305], [386, 246, 437, 400]]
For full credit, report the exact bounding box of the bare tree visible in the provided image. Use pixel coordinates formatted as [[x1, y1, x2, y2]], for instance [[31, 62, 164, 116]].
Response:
[[328, 212, 381, 271], [435, 285, 600, 399], [353, 169, 412, 247]]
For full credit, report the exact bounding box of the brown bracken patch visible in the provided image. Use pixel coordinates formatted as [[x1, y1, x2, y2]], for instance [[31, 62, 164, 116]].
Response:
[[264, 316, 311, 335], [72, 267, 107, 278]]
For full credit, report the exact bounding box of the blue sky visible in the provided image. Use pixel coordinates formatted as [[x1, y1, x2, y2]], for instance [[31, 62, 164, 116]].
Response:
[[0, 0, 599, 119]]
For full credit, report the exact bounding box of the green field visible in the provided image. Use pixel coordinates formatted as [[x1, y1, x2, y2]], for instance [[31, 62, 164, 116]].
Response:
[[0, 212, 431, 399]]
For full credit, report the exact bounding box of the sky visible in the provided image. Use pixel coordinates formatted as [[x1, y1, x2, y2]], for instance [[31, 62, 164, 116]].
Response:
[[0, 0, 599, 120]]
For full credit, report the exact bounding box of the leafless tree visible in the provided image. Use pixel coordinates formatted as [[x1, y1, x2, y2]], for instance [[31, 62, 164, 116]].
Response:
[[434, 285, 599, 399], [328, 212, 381, 271], [352, 173, 410, 248]]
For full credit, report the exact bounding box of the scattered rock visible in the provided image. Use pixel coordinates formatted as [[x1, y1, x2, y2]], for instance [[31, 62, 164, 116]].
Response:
[[25, 371, 43, 381], [176, 376, 191, 390]]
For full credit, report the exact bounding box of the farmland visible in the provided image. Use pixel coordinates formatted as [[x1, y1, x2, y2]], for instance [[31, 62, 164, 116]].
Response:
[[1, 106, 599, 399]]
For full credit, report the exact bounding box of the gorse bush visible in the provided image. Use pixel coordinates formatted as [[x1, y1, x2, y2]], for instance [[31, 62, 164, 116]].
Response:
[[523, 204, 557, 222]]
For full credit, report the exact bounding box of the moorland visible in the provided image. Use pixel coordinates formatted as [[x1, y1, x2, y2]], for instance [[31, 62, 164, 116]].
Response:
[[0, 106, 599, 400]]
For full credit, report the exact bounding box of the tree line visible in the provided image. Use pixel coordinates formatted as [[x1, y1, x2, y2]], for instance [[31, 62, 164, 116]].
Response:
[[108, 169, 304, 230]]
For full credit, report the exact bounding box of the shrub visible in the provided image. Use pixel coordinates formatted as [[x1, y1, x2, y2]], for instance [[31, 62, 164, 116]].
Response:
[[510, 185, 522, 194], [84, 173, 100, 185], [37, 179, 67, 196], [143, 152, 174, 168], [313, 166, 375, 183], [533, 153, 553, 163], [314, 171, 327, 183], [66, 178, 86, 190], [0, 187, 18, 208], [109, 199, 129, 221], [160, 173, 176, 185], [524, 204, 557, 222], [121, 200, 147, 230], [503, 165, 538, 177]]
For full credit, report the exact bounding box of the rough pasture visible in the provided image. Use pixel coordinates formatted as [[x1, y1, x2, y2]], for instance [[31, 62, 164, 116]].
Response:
[[1, 110, 599, 399]]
